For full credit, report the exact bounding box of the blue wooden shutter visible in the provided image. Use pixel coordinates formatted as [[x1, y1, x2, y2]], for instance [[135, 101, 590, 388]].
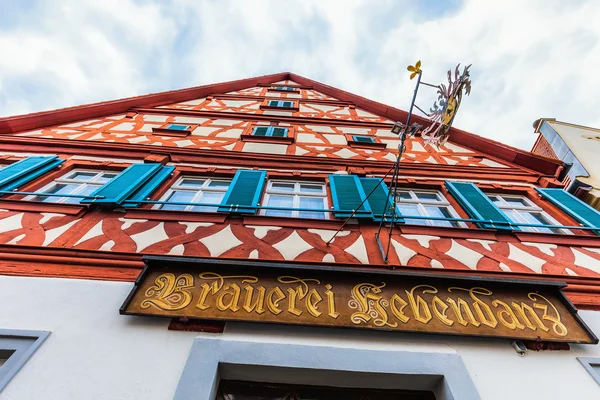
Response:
[[82, 163, 163, 207], [358, 177, 403, 222], [218, 170, 267, 214], [536, 188, 600, 234], [0, 156, 64, 192], [124, 165, 175, 208], [329, 174, 372, 218], [445, 181, 514, 230]]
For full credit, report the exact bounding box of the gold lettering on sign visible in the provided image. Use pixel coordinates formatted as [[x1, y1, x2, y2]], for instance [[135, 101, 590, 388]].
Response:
[[126, 264, 589, 343], [529, 293, 568, 337], [277, 276, 321, 317], [492, 299, 524, 330], [390, 294, 410, 323], [406, 285, 434, 324], [267, 287, 285, 315], [349, 283, 397, 328], [325, 284, 339, 319], [141, 273, 194, 311], [449, 287, 498, 328], [195, 272, 259, 311], [243, 285, 266, 314]]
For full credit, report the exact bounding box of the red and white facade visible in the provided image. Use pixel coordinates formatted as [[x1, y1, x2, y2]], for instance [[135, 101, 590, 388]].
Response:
[[1, 73, 600, 399]]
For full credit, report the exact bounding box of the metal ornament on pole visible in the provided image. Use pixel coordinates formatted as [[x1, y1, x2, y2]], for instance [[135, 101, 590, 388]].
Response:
[[375, 62, 423, 264], [327, 61, 472, 265]]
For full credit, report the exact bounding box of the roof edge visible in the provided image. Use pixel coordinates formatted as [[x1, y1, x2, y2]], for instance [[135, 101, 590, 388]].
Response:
[[289, 73, 562, 176], [0, 72, 290, 134]]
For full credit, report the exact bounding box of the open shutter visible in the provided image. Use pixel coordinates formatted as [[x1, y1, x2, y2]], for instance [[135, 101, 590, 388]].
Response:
[[329, 174, 372, 219], [218, 170, 267, 214], [82, 163, 163, 207], [536, 188, 600, 234], [0, 156, 63, 192], [124, 165, 175, 208], [445, 181, 514, 230], [358, 177, 403, 222]]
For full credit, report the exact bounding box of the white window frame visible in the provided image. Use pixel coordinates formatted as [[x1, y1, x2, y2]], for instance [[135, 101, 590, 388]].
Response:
[[395, 189, 466, 228], [487, 194, 569, 234], [261, 180, 329, 220], [26, 169, 116, 203], [156, 176, 232, 212]]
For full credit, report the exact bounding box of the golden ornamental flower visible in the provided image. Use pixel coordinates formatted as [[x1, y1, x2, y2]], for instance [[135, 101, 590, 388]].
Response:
[[407, 60, 422, 80]]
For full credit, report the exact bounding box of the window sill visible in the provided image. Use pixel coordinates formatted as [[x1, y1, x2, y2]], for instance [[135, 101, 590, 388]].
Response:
[[259, 105, 299, 112], [347, 140, 387, 150], [240, 134, 295, 145], [0, 199, 88, 216], [151, 127, 191, 137], [124, 208, 227, 223], [396, 224, 498, 240], [513, 231, 599, 246], [243, 215, 359, 230]]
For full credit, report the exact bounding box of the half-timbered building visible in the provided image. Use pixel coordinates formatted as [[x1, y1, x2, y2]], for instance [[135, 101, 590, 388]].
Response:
[[1, 73, 600, 399]]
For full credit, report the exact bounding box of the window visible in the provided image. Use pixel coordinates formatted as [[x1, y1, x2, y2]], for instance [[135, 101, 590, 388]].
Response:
[[396, 189, 465, 227], [578, 358, 600, 387], [0, 329, 50, 392], [252, 126, 288, 137], [29, 169, 117, 204], [352, 135, 375, 143], [267, 100, 294, 108], [164, 124, 190, 131], [217, 380, 435, 400], [487, 194, 567, 234], [262, 180, 328, 219], [157, 176, 231, 212]]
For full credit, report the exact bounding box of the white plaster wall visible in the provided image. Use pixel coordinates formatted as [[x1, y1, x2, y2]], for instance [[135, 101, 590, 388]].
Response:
[[0, 276, 197, 400], [2, 276, 600, 400]]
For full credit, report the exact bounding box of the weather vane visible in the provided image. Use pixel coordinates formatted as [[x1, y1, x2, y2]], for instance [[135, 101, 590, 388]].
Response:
[[392, 61, 472, 147]]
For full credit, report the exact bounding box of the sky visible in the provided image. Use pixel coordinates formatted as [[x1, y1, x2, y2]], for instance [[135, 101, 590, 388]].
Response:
[[1, 0, 599, 150]]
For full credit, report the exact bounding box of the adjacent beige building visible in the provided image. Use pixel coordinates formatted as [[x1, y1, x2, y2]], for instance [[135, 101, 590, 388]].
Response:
[[533, 118, 600, 210]]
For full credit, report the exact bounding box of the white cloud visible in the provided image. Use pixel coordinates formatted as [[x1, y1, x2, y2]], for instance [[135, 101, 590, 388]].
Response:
[[1, 0, 598, 150]]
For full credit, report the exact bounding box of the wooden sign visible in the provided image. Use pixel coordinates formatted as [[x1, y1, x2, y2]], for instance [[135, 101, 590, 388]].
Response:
[[121, 256, 597, 344]]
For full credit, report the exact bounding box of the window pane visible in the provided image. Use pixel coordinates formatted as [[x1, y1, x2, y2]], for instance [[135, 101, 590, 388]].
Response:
[[192, 192, 225, 212], [299, 184, 323, 194], [271, 127, 287, 137], [281, 101, 293, 108], [207, 180, 230, 188], [265, 195, 293, 217], [271, 182, 295, 192], [179, 179, 206, 188], [398, 204, 426, 225], [397, 191, 412, 200], [425, 206, 458, 227], [253, 127, 269, 136], [68, 171, 97, 181], [268, 101, 279, 107], [415, 192, 439, 201], [96, 173, 117, 183], [161, 191, 195, 211], [299, 196, 325, 219], [166, 124, 190, 131], [37, 183, 80, 203], [353, 136, 374, 143], [502, 196, 529, 207], [522, 212, 563, 234]]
